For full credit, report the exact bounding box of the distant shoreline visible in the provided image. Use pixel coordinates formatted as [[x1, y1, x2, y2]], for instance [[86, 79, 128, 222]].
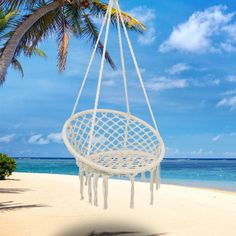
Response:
[[13, 171, 236, 195], [13, 157, 236, 160]]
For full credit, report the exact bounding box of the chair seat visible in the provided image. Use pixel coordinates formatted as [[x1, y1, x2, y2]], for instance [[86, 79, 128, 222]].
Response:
[[87, 149, 157, 174]]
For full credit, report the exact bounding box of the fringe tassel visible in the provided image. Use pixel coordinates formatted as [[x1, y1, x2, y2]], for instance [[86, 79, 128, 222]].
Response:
[[141, 171, 146, 182], [130, 176, 135, 209], [156, 164, 161, 190], [88, 175, 92, 204], [79, 168, 84, 200], [85, 174, 88, 186], [150, 169, 155, 205], [103, 175, 109, 210], [93, 174, 99, 206]]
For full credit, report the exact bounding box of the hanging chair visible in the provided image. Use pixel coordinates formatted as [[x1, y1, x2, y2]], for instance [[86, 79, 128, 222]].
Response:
[[62, 0, 165, 209]]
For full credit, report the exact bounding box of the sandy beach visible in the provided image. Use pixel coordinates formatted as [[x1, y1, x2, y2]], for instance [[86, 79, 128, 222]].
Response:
[[0, 173, 236, 236]]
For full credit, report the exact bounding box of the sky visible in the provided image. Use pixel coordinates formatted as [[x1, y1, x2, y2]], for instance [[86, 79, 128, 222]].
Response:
[[0, 0, 236, 158]]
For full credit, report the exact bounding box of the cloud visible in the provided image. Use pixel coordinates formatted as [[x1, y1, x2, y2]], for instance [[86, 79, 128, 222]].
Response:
[[217, 96, 236, 110], [190, 78, 220, 87], [129, 6, 156, 45], [28, 132, 62, 145], [166, 146, 215, 157], [103, 79, 115, 87], [47, 133, 63, 144], [212, 134, 222, 141], [145, 76, 188, 91], [222, 23, 236, 40], [221, 89, 236, 96], [28, 134, 49, 145], [0, 134, 15, 143], [104, 69, 123, 78], [168, 63, 191, 75], [191, 148, 203, 155], [160, 5, 235, 53], [220, 42, 236, 52], [226, 75, 236, 82]]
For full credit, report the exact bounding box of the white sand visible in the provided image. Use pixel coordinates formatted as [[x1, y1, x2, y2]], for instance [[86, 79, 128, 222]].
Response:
[[0, 173, 236, 236]]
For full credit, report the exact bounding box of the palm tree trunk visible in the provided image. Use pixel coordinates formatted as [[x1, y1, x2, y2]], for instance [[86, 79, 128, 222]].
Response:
[[0, 1, 61, 82]]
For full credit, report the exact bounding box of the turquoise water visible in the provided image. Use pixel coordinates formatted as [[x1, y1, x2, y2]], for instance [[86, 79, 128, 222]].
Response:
[[14, 158, 236, 192]]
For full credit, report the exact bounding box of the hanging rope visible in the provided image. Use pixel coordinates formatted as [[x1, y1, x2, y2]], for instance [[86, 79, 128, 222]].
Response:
[[130, 175, 135, 208], [79, 167, 84, 200], [115, 0, 159, 133], [93, 174, 99, 206], [87, 0, 113, 157], [71, 2, 111, 116], [103, 175, 109, 209], [116, 5, 130, 114]]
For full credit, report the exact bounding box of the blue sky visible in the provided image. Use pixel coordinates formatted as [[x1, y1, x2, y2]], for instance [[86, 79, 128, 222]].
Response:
[[0, 0, 236, 158]]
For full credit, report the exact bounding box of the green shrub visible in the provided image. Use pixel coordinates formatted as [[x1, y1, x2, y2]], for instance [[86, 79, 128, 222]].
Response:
[[0, 153, 16, 180]]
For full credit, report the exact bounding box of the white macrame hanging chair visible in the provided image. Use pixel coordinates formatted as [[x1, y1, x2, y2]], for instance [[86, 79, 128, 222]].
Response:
[[62, 0, 165, 209]]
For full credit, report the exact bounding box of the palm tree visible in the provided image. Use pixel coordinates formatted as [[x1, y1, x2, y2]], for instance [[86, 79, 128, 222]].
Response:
[[0, 8, 46, 83], [0, 0, 145, 83]]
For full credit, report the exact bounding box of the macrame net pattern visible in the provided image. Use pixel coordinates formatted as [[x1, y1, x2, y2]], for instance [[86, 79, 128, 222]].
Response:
[[65, 110, 161, 174], [62, 0, 165, 209]]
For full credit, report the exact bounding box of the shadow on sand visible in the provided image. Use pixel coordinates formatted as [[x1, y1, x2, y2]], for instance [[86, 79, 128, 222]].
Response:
[[0, 201, 48, 212], [57, 220, 168, 236], [0, 188, 30, 194]]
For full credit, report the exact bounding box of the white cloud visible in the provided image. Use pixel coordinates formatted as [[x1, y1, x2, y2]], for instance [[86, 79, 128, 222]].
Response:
[[129, 6, 156, 45], [210, 79, 221, 85], [28, 132, 62, 145], [212, 134, 222, 141], [223, 152, 236, 157], [226, 75, 236, 82], [103, 79, 115, 87], [47, 133, 63, 144], [221, 89, 236, 96], [0, 134, 15, 143], [222, 23, 236, 40], [191, 148, 203, 155], [145, 76, 188, 91], [217, 96, 236, 110], [168, 63, 191, 75], [220, 42, 236, 52], [28, 134, 49, 145], [190, 78, 220, 87], [160, 5, 235, 53]]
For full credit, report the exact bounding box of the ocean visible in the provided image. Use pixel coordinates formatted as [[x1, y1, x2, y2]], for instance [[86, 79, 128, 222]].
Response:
[[14, 158, 236, 192]]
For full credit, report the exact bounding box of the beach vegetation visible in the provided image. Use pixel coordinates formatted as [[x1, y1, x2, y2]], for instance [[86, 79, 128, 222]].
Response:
[[0, 9, 46, 83], [0, 153, 16, 180]]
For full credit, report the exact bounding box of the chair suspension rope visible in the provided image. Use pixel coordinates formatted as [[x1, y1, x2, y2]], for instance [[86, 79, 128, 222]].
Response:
[[87, 0, 113, 156], [115, 0, 159, 133], [116, 4, 130, 114], [71, 3, 110, 116]]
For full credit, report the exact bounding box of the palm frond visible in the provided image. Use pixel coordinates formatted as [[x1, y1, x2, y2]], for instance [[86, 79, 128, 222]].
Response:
[[1, 0, 47, 10], [11, 57, 24, 77], [33, 48, 46, 57], [14, 8, 59, 58], [81, 10, 115, 69], [0, 10, 19, 41], [63, 2, 83, 36], [90, 0, 146, 32], [57, 20, 69, 72]]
